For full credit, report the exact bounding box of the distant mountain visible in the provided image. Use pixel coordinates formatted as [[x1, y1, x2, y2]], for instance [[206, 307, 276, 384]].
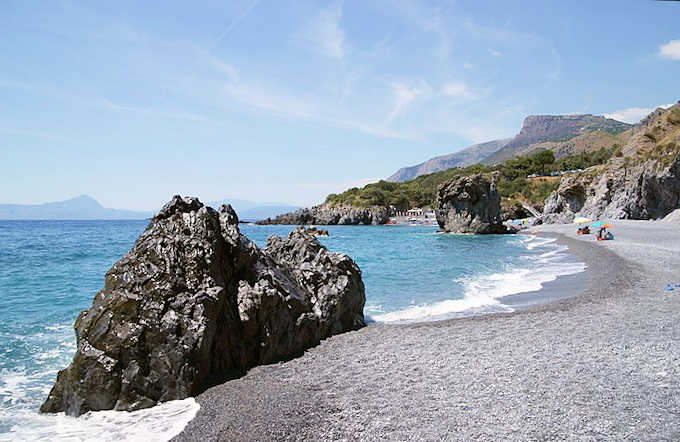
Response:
[[481, 114, 631, 165], [0, 195, 152, 220], [0, 195, 301, 221], [386, 138, 512, 182], [386, 114, 632, 182]]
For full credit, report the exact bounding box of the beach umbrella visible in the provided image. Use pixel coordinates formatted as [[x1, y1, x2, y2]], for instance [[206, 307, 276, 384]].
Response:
[[573, 216, 591, 224], [592, 221, 613, 228]]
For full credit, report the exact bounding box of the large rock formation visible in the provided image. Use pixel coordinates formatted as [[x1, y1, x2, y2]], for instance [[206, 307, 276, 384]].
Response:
[[257, 204, 390, 225], [542, 154, 680, 223], [543, 104, 680, 223], [41, 196, 365, 416], [434, 173, 508, 234]]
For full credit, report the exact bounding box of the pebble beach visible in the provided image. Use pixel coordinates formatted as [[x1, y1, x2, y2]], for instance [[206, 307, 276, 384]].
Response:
[[176, 219, 680, 441]]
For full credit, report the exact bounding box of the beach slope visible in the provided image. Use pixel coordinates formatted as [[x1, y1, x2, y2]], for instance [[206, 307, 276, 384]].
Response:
[[176, 220, 680, 441]]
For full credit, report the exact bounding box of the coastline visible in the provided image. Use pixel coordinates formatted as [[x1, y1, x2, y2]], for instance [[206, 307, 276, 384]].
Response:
[[176, 221, 680, 440]]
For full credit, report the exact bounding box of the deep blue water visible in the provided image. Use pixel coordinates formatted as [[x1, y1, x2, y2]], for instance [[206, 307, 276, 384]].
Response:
[[0, 220, 584, 440]]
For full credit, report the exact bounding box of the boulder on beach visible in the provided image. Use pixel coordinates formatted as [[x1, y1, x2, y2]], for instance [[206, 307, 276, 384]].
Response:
[[433, 173, 508, 234], [40, 195, 366, 417]]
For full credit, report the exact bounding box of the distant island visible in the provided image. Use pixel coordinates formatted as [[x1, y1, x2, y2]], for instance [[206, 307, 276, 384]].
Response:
[[0, 195, 153, 220], [0, 195, 300, 221]]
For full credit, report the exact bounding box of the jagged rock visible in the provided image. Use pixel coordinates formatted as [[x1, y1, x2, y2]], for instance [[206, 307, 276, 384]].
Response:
[[434, 173, 508, 234], [306, 227, 329, 237], [257, 204, 390, 225], [542, 104, 680, 223], [41, 196, 365, 417], [542, 154, 680, 222]]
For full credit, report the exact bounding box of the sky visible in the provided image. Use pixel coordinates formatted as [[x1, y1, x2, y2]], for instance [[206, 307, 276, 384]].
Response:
[[1, 0, 679, 210]]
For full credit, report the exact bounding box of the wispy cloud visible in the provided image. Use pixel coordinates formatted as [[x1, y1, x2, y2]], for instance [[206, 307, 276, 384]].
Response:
[[605, 104, 674, 124], [211, 0, 260, 47], [387, 81, 424, 123], [659, 39, 680, 60], [489, 49, 503, 57], [297, 1, 346, 59], [442, 81, 474, 99]]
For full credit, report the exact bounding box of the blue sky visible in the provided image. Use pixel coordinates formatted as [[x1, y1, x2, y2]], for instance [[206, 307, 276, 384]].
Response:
[[1, 0, 679, 210]]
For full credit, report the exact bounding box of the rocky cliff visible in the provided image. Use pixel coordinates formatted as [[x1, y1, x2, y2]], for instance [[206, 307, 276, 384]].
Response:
[[385, 114, 631, 183], [41, 196, 366, 416], [483, 114, 631, 165], [543, 103, 680, 223], [434, 173, 508, 234], [257, 204, 390, 225], [386, 139, 511, 182]]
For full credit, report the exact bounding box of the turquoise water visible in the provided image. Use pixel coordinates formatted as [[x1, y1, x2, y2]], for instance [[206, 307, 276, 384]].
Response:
[[0, 220, 584, 440]]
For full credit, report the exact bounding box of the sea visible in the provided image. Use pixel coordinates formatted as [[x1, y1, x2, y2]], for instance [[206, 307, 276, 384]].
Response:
[[0, 220, 585, 441]]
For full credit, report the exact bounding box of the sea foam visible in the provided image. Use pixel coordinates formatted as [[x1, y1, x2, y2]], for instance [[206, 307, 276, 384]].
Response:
[[4, 399, 199, 442], [372, 235, 586, 323]]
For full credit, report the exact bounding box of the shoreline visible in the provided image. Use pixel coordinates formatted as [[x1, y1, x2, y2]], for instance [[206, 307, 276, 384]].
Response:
[[174, 222, 680, 441]]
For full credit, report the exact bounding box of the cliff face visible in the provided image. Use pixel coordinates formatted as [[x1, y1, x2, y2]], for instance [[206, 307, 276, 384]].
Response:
[[543, 104, 680, 223], [257, 204, 390, 225], [386, 139, 511, 182], [434, 173, 508, 234], [543, 154, 680, 223], [41, 196, 366, 416], [483, 115, 631, 165]]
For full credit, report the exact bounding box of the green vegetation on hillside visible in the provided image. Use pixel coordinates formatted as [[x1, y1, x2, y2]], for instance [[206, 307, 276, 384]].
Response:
[[326, 147, 623, 210]]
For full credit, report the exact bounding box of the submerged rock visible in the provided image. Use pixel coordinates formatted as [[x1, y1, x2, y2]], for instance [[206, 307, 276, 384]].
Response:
[[306, 226, 329, 236], [257, 204, 390, 225], [40, 196, 365, 417], [434, 173, 508, 234]]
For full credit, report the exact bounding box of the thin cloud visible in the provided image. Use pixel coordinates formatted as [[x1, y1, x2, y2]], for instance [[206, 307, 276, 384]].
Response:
[[387, 82, 423, 123], [659, 39, 680, 60], [442, 81, 474, 99], [605, 104, 674, 124], [297, 1, 346, 59], [212, 0, 260, 47]]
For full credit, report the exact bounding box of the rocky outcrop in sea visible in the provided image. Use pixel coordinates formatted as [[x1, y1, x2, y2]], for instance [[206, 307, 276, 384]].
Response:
[[257, 204, 390, 225], [40, 196, 366, 417], [434, 173, 508, 234]]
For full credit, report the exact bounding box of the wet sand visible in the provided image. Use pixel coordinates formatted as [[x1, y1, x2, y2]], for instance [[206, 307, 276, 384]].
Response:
[[176, 220, 680, 441]]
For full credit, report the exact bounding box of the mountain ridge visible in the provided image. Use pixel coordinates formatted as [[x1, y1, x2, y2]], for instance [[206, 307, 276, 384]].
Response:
[[0, 195, 153, 220], [386, 138, 511, 182], [0, 195, 300, 221], [386, 114, 631, 182]]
